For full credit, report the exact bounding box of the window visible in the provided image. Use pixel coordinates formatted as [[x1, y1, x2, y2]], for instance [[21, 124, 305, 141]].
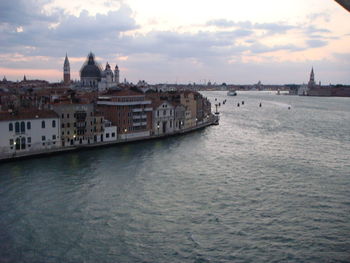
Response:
[[170, 110, 172, 116], [106, 133, 110, 138], [112, 132, 115, 137], [42, 136, 46, 141], [41, 121, 45, 128], [27, 122, 31, 130], [21, 138, 25, 150], [9, 139, 14, 145], [20, 122, 25, 133], [16, 138, 20, 150], [62, 113, 64, 119], [67, 123, 70, 128], [67, 114, 69, 118], [52, 120, 56, 128], [27, 137, 31, 143], [170, 120, 172, 128], [15, 122, 20, 133], [52, 135, 56, 140], [157, 110, 159, 117], [9, 123, 13, 131], [163, 110, 166, 116], [62, 123, 65, 128]]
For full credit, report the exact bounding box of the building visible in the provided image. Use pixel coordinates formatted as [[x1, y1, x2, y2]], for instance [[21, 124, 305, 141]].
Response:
[[180, 91, 197, 129], [0, 110, 61, 157], [80, 52, 102, 88], [173, 103, 186, 131], [102, 119, 117, 143], [76, 52, 120, 91], [51, 102, 104, 146], [98, 63, 119, 91], [97, 89, 153, 139], [63, 54, 70, 85], [153, 100, 175, 135]]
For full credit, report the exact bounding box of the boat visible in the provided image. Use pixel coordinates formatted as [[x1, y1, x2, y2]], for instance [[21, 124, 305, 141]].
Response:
[[227, 90, 237, 96]]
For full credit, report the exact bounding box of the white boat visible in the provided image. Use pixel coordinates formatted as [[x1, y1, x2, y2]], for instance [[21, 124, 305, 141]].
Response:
[[227, 90, 237, 96]]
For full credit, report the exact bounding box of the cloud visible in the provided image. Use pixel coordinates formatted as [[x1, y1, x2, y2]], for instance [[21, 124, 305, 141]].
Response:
[[206, 19, 296, 35], [0, 3, 138, 58], [306, 39, 328, 48], [0, 0, 61, 26]]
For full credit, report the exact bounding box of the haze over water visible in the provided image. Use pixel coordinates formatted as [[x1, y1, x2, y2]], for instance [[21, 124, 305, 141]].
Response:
[[1, 91, 349, 262]]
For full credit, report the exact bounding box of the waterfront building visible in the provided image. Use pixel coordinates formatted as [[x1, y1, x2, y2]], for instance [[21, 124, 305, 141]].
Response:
[[297, 84, 308, 96], [308, 67, 316, 88], [97, 89, 153, 140], [51, 102, 104, 146], [102, 119, 117, 143], [63, 54, 70, 85], [180, 91, 197, 128], [174, 103, 186, 131], [152, 100, 175, 135], [0, 110, 61, 156]]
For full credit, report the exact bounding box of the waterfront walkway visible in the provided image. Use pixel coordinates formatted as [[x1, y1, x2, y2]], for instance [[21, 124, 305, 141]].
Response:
[[0, 116, 219, 162]]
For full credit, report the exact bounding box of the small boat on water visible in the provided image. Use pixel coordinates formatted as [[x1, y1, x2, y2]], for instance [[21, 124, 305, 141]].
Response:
[[227, 90, 237, 96]]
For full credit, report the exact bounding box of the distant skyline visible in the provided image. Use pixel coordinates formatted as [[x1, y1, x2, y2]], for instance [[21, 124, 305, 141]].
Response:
[[0, 0, 349, 84]]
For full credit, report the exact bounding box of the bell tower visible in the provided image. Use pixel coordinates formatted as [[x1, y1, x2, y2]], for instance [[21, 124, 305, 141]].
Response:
[[114, 64, 120, 84], [63, 53, 70, 85]]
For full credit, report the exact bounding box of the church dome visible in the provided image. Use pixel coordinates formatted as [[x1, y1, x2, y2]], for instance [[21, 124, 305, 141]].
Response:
[[80, 52, 102, 79]]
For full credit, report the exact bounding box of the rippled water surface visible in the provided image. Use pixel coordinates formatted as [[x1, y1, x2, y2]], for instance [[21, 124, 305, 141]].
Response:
[[1, 91, 350, 262]]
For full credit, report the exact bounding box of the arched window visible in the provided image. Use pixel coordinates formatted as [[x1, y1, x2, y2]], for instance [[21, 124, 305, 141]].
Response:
[[15, 138, 20, 150], [20, 121, 25, 133], [42, 120, 45, 128], [9, 123, 13, 131], [21, 137, 26, 150], [15, 122, 20, 133]]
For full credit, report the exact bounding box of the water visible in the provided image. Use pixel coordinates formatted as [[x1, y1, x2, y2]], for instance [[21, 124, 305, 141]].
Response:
[[1, 91, 349, 263]]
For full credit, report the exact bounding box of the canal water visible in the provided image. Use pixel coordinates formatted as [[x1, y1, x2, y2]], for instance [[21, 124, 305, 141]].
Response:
[[1, 91, 349, 262]]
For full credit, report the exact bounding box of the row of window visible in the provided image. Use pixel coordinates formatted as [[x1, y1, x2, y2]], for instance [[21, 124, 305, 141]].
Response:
[[8, 120, 57, 132], [156, 120, 173, 128], [61, 126, 103, 136], [9, 134, 57, 146], [157, 110, 173, 117], [105, 132, 116, 138], [61, 112, 93, 119], [117, 126, 146, 132]]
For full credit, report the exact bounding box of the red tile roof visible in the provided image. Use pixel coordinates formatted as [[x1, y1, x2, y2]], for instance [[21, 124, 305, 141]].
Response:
[[0, 109, 59, 121]]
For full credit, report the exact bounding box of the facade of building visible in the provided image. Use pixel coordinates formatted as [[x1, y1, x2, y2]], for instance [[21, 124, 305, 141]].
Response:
[[0, 110, 61, 156], [98, 63, 119, 91], [103, 120, 118, 143], [80, 52, 102, 88], [153, 100, 175, 135], [51, 103, 104, 146], [180, 92, 197, 128], [174, 104, 186, 131], [97, 89, 153, 139], [76, 52, 120, 91]]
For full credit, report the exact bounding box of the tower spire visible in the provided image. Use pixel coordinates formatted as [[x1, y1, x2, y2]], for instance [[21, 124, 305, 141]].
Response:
[[63, 53, 70, 85]]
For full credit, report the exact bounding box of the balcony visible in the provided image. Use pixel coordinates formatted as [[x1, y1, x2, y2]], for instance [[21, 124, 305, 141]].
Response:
[[133, 114, 147, 119], [133, 122, 147, 127]]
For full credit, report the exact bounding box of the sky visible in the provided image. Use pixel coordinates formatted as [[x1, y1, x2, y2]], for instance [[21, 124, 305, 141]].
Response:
[[0, 0, 349, 84]]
